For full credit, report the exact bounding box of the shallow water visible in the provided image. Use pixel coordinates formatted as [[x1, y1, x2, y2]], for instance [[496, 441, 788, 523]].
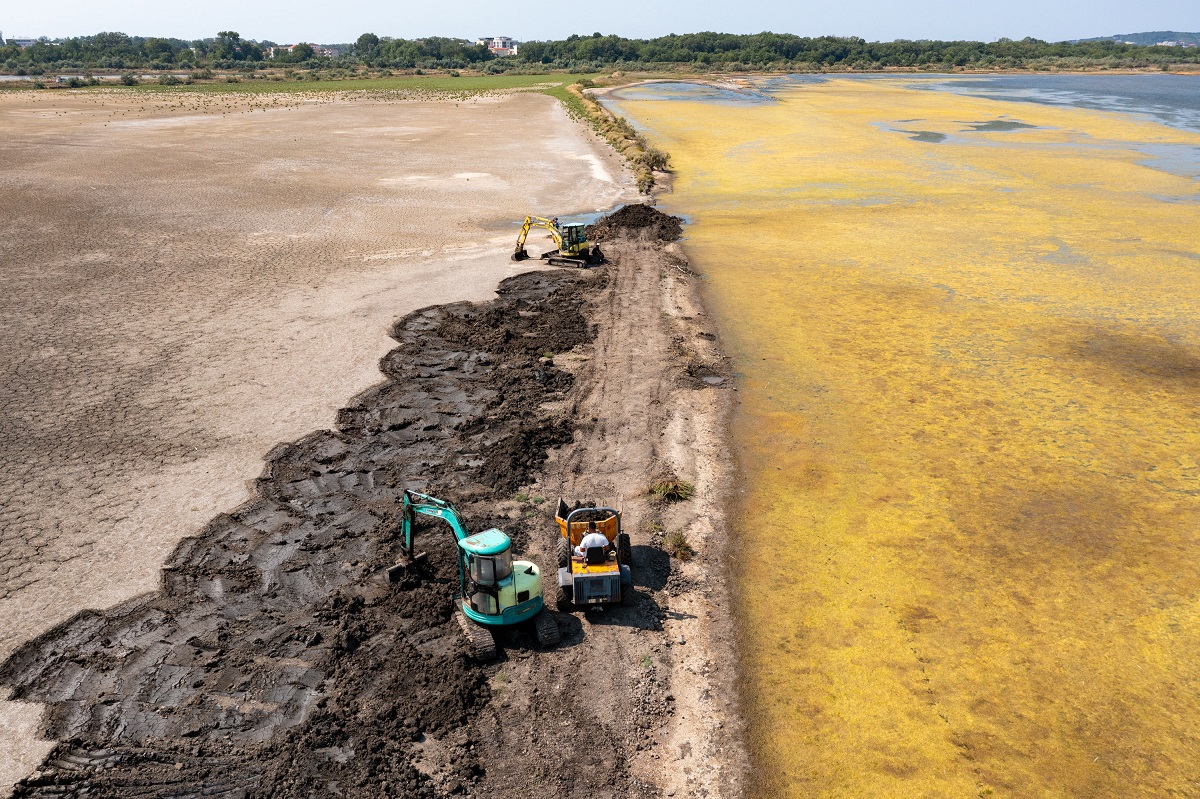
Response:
[[613, 77, 1200, 797]]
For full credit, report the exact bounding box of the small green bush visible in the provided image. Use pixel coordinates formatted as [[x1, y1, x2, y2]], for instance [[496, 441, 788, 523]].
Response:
[[640, 146, 671, 172], [158, 74, 180, 85], [120, 73, 139, 86], [663, 530, 695, 561], [648, 479, 695, 502]]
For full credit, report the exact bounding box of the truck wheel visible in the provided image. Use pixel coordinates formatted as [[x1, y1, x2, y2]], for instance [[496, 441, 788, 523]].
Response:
[[556, 538, 570, 568], [533, 611, 561, 648], [456, 611, 496, 661], [554, 581, 574, 612], [618, 533, 632, 567]]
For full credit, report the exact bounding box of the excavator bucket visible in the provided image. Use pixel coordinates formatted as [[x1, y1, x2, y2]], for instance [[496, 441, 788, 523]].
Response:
[[386, 550, 427, 583], [512, 249, 529, 262]]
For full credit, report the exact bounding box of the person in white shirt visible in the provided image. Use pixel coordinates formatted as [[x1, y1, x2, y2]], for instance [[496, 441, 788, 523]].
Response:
[[574, 520, 611, 560]]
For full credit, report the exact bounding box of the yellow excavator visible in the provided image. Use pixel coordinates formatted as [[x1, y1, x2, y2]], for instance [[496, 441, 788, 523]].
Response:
[[512, 216, 605, 267]]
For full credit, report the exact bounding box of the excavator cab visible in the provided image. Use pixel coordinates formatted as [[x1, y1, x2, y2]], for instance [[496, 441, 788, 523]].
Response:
[[559, 223, 589, 252]]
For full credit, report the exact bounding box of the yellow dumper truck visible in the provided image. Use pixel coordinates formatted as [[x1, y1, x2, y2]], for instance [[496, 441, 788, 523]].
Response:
[[552, 499, 633, 610]]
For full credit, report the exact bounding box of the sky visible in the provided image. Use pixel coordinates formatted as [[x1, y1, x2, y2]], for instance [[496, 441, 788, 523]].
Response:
[[2, 0, 1197, 45]]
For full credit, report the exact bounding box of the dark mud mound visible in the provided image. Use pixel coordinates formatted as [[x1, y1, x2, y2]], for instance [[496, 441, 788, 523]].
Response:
[[586, 204, 683, 243], [0, 269, 598, 799]]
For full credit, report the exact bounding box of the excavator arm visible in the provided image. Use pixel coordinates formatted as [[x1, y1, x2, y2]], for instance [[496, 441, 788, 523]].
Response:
[[513, 216, 563, 261], [400, 489, 470, 555]]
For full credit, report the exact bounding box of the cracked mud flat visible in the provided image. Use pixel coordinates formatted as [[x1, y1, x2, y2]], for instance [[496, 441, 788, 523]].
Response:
[[1, 211, 747, 798]]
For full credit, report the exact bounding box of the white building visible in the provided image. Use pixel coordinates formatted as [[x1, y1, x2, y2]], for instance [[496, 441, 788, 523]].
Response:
[[475, 36, 519, 55]]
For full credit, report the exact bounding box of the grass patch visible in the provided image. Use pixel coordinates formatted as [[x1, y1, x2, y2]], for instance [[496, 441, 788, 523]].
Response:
[[663, 530, 696, 561], [648, 479, 695, 502]]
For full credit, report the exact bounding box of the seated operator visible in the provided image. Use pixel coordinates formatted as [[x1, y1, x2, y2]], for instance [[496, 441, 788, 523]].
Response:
[[574, 520, 611, 561]]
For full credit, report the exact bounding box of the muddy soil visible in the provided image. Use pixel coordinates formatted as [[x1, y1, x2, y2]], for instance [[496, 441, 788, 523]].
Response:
[[585, 204, 683, 244], [1, 209, 746, 798]]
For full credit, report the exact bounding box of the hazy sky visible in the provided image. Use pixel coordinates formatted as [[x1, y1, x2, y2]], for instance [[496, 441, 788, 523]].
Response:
[[3, 0, 1196, 44]]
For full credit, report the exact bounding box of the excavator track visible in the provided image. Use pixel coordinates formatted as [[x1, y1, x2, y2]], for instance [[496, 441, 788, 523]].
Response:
[[456, 611, 497, 661], [533, 610, 561, 648]]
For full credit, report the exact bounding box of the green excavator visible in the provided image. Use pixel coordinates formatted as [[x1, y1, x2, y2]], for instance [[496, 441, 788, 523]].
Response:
[[391, 490, 560, 659], [512, 215, 605, 267]]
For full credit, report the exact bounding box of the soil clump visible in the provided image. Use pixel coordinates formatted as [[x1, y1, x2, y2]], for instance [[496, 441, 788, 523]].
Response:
[[585, 203, 683, 243], [0, 211, 745, 798]]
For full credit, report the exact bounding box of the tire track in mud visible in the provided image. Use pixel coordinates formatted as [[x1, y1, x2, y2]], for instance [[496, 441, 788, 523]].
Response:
[[0, 269, 598, 798]]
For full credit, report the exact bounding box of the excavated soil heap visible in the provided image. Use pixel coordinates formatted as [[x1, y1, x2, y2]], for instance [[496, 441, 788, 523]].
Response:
[[586, 203, 682, 243], [0, 270, 596, 798]]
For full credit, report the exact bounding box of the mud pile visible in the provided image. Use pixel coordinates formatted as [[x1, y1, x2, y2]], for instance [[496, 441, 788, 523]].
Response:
[[0, 270, 598, 799], [586, 204, 683, 243]]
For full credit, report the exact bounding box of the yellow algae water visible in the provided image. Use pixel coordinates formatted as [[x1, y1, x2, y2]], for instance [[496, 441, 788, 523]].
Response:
[[618, 79, 1200, 797]]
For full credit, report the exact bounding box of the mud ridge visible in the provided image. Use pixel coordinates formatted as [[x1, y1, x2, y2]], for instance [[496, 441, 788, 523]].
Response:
[[0, 269, 600, 798]]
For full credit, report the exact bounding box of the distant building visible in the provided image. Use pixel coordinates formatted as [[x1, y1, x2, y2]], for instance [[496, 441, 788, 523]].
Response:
[[1155, 40, 1196, 47], [268, 43, 340, 58], [5, 37, 39, 48], [475, 36, 519, 56]]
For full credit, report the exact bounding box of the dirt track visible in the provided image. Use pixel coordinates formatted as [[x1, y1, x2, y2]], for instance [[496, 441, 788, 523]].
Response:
[[0, 212, 746, 797], [0, 88, 635, 787]]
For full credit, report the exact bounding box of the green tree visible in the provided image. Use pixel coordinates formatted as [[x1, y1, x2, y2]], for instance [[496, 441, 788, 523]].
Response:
[[355, 33, 379, 57]]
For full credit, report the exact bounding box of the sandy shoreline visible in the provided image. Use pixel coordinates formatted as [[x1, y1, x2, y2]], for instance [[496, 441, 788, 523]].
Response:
[[0, 87, 636, 791]]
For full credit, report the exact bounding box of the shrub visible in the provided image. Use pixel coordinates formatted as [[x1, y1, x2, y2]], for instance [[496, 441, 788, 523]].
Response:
[[120, 73, 139, 86], [639, 146, 671, 171], [65, 76, 85, 88], [158, 74, 181, 85], [648, 479, 695, 502], [225, 75, 240, 83], [663, 530, 695, 561]]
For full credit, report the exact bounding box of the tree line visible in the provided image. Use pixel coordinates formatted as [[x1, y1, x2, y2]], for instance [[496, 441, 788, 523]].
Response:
[[514, 32, 1200, 70], [4, 29, 1198, 73]]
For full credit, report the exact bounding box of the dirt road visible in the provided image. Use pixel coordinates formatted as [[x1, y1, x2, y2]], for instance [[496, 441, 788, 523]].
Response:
[[0, 87, 635, 789], [0, 210, 746, 797]]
